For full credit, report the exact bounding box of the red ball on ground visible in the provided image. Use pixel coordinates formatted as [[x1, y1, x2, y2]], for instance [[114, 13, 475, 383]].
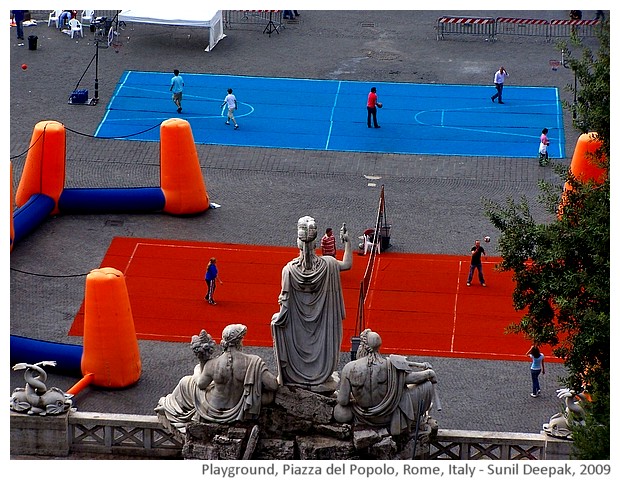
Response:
[[21, 64, 27, 70]]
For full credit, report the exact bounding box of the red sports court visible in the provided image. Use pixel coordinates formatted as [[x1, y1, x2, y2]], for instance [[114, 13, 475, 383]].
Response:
[[69, 237, 560, 363]]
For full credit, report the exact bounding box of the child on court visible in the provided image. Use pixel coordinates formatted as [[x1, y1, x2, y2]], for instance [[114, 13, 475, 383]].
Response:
[[539, 128, 550, 166], [222, 88, 239, 130], [205, 257, 224, 305]]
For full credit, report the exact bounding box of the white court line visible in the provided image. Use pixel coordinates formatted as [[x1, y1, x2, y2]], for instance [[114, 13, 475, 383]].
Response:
[[553, 88, 566, 157], [413, 102, 560, 142], [325, 81, 342, 150], [105, 79, 255, 125], [94, 70, 132, 136], [124, 242, 288, 273], [450, 260, 464, 353]]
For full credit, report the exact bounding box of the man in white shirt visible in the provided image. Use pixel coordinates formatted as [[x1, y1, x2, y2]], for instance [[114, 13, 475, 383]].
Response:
[[491, 66, 509, 104], [221, 88, 239, 129]]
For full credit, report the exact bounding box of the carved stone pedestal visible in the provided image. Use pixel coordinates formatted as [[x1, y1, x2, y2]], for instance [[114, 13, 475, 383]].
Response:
[[178, 386, 438, 460], [10, 410, 70, 457]]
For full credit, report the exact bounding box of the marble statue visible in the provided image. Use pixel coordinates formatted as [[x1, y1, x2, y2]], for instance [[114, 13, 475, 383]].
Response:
[[155, 329, 218, 432], [10, 361, 73, 415], [334, 329, 440, 436], [542, 388, 588, 439], [195, 324, 278, 422], [156, 325, 278, 431], [271, 216, 352, 392]]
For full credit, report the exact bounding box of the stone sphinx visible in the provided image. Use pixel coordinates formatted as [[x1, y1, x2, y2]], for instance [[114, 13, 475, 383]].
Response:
[[271, 216, 352, 392], [155, 325, 278, 433], [334, 328, 440, 436]]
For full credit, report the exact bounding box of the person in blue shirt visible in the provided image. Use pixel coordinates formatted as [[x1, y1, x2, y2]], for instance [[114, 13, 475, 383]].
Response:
[[527, 345, 545, 397], [170, 69, 184, 113], [58, 10, 73, 30], [204, 257, 223, 305], [11, 10, 26, 40]]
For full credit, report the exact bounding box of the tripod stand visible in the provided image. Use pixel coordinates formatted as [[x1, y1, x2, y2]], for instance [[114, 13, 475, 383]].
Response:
[[68, 38, 104, 106]]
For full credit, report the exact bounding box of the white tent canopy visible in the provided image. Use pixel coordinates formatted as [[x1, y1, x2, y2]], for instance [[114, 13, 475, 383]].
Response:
[[118, 9, 225, 51]]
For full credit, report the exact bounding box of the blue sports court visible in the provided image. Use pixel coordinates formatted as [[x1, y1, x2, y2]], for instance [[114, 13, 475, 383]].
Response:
[[95, 72, 565, 158]]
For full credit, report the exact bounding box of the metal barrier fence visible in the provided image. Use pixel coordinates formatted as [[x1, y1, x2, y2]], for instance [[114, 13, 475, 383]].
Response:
[[437, 15, 602, 41], [495, 17, 550, 40], [436, 16, 496, 41], [549, 19, 602, 38], [223, 10, 283, 30]]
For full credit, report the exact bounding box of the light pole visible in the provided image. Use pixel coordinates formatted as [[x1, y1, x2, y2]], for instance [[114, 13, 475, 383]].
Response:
[[92, 39, 100, 105], [562, 49, 577, 120]]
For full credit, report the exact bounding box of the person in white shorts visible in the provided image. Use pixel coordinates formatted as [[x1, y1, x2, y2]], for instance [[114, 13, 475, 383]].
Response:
[[221, 88, 239, 129]]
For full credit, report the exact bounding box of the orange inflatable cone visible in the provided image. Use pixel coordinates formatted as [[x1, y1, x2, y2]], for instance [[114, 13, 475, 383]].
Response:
[[569, 132, 606, 183], [559, 132, 607, 218], [81, 267, 141, 388], [160, 118, 209, 215], [15, 120, 66, 215]]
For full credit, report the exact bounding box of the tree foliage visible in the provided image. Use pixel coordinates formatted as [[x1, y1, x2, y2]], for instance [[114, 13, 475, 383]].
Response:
[[483, 21, 609, 459]]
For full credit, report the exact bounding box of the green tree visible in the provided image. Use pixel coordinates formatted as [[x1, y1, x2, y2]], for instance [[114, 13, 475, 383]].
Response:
[[483, 21, 609, 459]]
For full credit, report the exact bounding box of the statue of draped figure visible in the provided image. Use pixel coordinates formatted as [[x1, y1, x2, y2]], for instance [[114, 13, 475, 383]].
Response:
[[271, 216, 352, 392]]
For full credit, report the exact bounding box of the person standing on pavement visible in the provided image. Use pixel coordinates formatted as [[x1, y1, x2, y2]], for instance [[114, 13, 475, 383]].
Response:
[[222, 88, 239, 129], [321, 228, 337, 257], [11, 10, 25, 41], [466, 239, 486, 287], [367, 87, 381, 128], [205, 257, 223, 305], [526, 345, 545, 397], [170, 69, 184, 114], [539, 128, 550, 166], [491, 66, 509, 104]]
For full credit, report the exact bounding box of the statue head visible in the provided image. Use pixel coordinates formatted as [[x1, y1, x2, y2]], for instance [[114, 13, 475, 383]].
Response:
[[190, 329, 217, 362], [357, 328, 382, 359], [297, 216, 318, 244], [221, 324, 248, 350]]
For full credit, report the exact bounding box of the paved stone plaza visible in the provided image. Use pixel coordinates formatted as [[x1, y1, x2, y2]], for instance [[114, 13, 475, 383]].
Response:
[[10, 9, 600, 441]]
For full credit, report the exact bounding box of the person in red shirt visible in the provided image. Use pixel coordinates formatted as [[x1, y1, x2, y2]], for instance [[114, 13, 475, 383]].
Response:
[[367, 87, 381, 128], [321, 228, 337, 257]]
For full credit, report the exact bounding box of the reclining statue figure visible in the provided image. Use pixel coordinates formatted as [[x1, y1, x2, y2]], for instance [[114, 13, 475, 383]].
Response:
[[156, 325, 278, 432], [334, 328, 440, 436]]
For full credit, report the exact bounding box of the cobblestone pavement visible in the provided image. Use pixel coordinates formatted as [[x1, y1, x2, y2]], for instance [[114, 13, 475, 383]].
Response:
[[10, 9, 599, 449]]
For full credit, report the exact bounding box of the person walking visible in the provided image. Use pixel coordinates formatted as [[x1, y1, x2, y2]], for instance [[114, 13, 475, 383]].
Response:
[[367, 87, 381, 128], [491, 66, 509, 104], [170, 69, 184, 113], [11, 10, 25, 41], [466, 239, 486, 287], [527, 345, 545, 397], [222, 88, 239, 129], [320, 227, 337, 257], [204, 257, 223, 305], [539, 128, 550, 166]]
